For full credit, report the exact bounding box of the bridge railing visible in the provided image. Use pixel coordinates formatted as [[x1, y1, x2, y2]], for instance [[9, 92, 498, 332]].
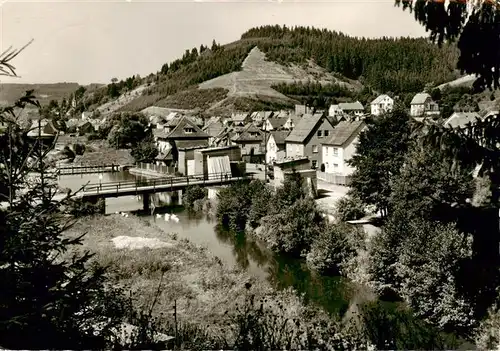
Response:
[[82, 172, 253, 195], [56, 164, 119, 175]]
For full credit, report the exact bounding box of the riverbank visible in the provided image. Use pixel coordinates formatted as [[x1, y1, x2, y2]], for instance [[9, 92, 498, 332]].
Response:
[[64, 214, 341, 337]]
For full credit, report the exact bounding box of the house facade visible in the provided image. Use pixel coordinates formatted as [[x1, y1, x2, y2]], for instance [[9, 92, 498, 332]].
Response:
[[154, 116, 209, 167], [321, 120, 366, 176], [370, 94, 394, 116], [285, 114, 336, 169], [338, 101, 365, 116], [266, 130, 290, 164], [410, 93, 440, 117], [232, 124, 265, 162]]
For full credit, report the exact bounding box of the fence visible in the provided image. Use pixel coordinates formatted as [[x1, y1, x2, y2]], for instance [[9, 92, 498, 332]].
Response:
[[316, 171, 351, 186], [136, 162, 176, 175]]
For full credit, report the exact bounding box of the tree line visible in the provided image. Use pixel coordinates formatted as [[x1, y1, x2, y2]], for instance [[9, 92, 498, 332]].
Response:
[[241, 25, 459, 93]]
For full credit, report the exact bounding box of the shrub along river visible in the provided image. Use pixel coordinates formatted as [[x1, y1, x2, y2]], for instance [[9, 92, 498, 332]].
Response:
[[58, 171, 471, 347]]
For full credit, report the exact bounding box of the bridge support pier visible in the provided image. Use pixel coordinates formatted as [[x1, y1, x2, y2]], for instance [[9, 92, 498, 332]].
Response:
[[142, 194, 150, 212], [178, 190, 183, 205]]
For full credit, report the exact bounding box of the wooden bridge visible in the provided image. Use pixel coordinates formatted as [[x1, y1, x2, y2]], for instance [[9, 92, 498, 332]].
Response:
[[80, 172, 254, 211], [56, 164, 124, 176]]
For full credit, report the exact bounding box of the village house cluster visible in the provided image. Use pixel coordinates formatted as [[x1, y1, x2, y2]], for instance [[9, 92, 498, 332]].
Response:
[[18, 90, 494, 189]]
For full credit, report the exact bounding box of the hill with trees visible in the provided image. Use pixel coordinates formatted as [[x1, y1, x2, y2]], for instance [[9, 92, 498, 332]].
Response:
[[68, 25, 460, 115]]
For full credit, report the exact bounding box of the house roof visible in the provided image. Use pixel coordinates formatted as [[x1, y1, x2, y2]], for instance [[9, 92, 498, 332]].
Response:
[[233, 123, 264, 143], [274, 111, 289, 118], [323, 120, 365, 146], [176, 139, 209, 149], [266, 118, 287, 129], [444, 112, 481, 129], [339, 101, 364, 111], [157, 148, 173, 161], [27, 119, 58, 137], [285, 113, 326, 144], [231, 113, 249, 122], [411, 93, 431, 105], [269, 130, 290, 145], [202, 120, 225, 137], [371, 94, 393, 105], [162, 116, 209, 139]]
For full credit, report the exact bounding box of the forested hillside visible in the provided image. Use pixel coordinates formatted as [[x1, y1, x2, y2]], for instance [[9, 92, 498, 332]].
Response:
[[241, 25, 459, 93], [74, 25, 460, 113]]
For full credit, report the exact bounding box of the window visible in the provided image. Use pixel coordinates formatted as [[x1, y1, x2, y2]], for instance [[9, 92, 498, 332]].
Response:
[[325, 147, 328, 156], [333, 147, 338, 156], [333, 163, 338, 169], [312, 160, 318, 169], [184, 127, 194, 134], [317, 130, 323, 138], [324, 130, 329, 137], [312, 145, 318, 153]]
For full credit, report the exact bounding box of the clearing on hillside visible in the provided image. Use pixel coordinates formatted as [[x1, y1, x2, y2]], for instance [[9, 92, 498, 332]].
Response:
[[199, 46, 362, 107]]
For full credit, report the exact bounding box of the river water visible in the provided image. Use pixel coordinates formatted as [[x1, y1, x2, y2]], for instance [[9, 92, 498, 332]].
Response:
[[57, 170, 359, 316]]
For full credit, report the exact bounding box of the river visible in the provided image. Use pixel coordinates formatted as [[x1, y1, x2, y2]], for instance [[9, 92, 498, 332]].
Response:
[[57, 170, 360, 317]]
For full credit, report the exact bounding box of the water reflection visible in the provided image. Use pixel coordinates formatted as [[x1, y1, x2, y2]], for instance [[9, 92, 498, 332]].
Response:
[[213, 224, 353, 316]]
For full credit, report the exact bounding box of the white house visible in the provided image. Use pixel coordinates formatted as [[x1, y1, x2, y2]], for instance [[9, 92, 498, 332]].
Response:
[[370, 94, 394, 116], [328, 104, 343, 117], [410, 93, 440, 117], [266, 130, 290, 164], [321, 120, 366, 176], [338, 101, 364, 116]]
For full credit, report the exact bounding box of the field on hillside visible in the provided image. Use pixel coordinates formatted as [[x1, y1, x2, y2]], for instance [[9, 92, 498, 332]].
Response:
[[199, 47, 359, 102], [0, 83, 80, 106]]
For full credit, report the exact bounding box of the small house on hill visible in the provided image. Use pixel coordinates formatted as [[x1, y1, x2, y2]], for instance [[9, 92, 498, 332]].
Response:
[[232, 124, 265, 163], [266, 130, 290, 164], [370, 94, 394, 116], [410, 93, 440, 117], [338, 101, 364, 116], [444, 112, 481, 129], [321, 120, 366, 177], [285, 113, 336, 169]]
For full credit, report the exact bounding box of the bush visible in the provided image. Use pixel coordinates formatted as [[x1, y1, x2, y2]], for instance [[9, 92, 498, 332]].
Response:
[[259, 197, 325, 257], [335, 195, 366, 222], [73, 143, 86, 156], [62, 145, 75, 160], [367, 217, 475, 334], [183, 186, 208, 210], [66, 198, 105, 216], [306, 222, 365, 275], [216, 180, 268, 231], [87, 132, 102, 141]]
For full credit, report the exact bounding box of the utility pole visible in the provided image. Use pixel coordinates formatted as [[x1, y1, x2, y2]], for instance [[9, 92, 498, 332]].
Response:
[[264, 119, 267, 182], [38, 118, 45, 203]]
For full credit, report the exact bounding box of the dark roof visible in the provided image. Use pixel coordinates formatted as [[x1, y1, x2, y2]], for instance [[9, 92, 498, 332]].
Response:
[[285, 114, 326, 143], [164, 116, 209, 139], [323, 120, 365, 146], [176, 139, 209, 149], [269, 130, 290, 145], [233, 124, 264, 143], [266, 118, 287, 129]]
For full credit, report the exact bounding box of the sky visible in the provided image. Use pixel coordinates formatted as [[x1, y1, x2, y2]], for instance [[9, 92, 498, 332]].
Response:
[[0, 0, 428, 85]]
